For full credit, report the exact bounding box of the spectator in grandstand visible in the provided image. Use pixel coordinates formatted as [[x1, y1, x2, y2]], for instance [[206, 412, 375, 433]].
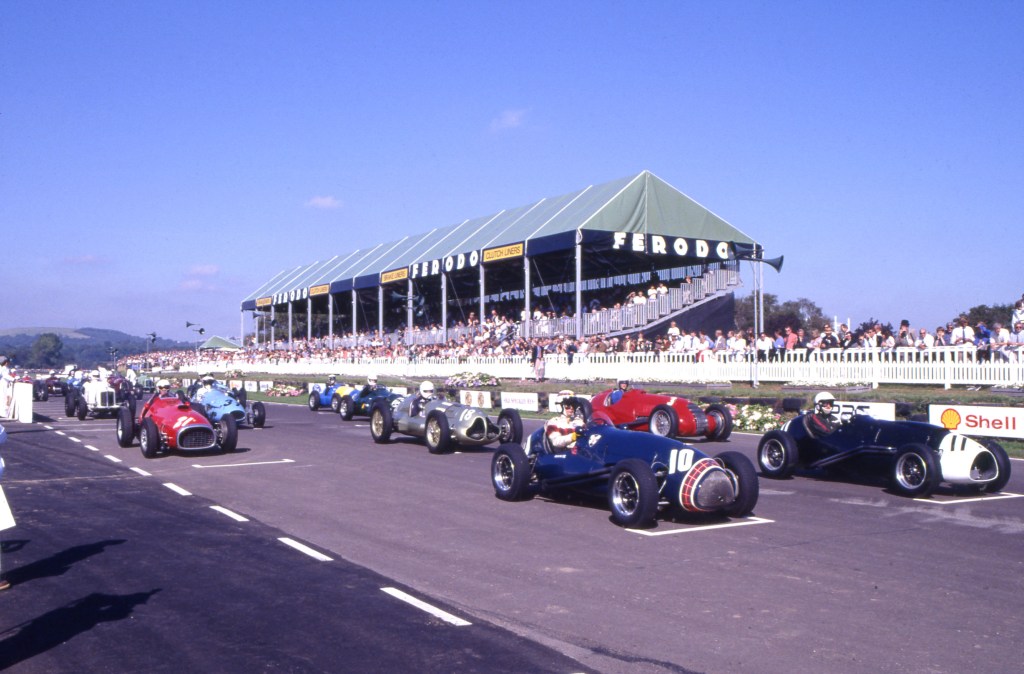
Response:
[[666, 321, 681, 340], [713, 329, 727, 353], [784, 326, 798, 355], [934, 326, 950, 346], [656, 281, 668, 296], [916, 327, 935, 351], [819, 324, 840, 350], [951, 318, 975, 346], [990, 323, 1012, 361], [896, 320, 916, 348], [755, 331, 773, 361], [1010, 322, 1024, 361], [974, 321, 992, 361], [772, 329, 785, 361], [839, 324, 856, 350], [1012, 299, 1024, 329]]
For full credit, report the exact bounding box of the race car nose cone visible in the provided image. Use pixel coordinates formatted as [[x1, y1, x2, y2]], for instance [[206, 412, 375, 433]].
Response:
[[692, 470, 735, 510]]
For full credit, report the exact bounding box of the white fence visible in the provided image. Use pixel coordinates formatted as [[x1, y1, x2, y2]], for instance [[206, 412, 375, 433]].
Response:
[[193, 345, 1023, 389]]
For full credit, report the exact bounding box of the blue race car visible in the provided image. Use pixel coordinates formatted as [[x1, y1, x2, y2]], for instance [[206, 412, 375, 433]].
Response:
[[189, 378, 266, 429], [490, 408, 758, 528], [308, 376, 354, 413], [338, 384, 403, 421]]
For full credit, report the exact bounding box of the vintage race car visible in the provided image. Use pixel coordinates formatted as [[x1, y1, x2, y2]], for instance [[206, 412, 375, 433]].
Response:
[[369, 396, 523, 453], [338, 386, 402, 421], [308, 380, 356, 413], [65, 370, 134, 420], [188, 381, 266, 428], [589, 388, 733, 441], [756, 411, 1012, 497], [491, 419, 759, 528], [116, 391, 237, 458]]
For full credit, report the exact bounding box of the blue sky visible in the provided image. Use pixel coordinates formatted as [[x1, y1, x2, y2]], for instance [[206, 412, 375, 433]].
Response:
[[2, 1, 1021, 342]]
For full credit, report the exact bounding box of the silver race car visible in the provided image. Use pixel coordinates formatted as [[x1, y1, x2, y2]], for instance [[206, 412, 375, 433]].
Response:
[[369, 395, 523, 454]]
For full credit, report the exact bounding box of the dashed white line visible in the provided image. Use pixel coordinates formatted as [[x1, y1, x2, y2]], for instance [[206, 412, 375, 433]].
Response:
[[130, 467, 152, 477], [915, 492, 1024, 505], [163, 483, 192, 496], [381, 587, 472, 626], [55, 431, 66, 436], [278, 537, 333, 561], [192, 459, 296, 469], [69, 436, 82, 443], [211, 505, 249, 522], [628, 516, 775, 537], [85, 445, 100, 452], [104, 455, 123, 463], [43, 425, 53, 430]]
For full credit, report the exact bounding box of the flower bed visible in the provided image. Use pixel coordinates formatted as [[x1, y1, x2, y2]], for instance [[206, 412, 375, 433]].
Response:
[[264, 384, 306, 397], [444, 372, 499, 388], [724, 403, 787, 432]]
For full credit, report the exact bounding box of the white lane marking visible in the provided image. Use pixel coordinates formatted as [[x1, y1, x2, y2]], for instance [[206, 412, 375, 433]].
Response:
[[104, 455, 123, 463], [163, 483, 192, 496], [85, 445, 100, 452], [43, 425, 53, 430], [192, 459, 296, 469], [55, 431, 66, 436], [69, 436, 81, 443], [278, 537, 333, 561], [628, 516, 775, 537], [381, 587, 472, 626], [211, 506, 249, 522], [914, 492, 1024, 505], [130, 467, 152, 477]]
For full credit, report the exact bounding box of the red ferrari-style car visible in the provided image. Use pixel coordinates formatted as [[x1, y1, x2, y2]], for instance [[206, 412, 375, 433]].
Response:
[[116, 390, 237, 458], [590, 387, 733, 441]]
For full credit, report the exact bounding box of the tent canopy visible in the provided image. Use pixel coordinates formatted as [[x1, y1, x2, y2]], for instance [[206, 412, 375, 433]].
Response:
[[199, 336, 242, 351]]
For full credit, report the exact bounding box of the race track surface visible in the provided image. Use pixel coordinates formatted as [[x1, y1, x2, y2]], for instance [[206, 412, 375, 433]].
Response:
[[2, 398, 1022, 674]]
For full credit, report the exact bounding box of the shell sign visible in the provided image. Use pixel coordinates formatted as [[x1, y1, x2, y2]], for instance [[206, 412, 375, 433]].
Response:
[[929, 404, 1024, 439]]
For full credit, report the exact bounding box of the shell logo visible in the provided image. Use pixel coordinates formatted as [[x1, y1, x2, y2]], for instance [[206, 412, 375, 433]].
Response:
[[939, 408, 961, 430]]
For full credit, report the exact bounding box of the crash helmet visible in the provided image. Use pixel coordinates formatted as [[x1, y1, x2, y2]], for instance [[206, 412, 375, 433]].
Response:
[[616, 377, 629, 390], [814, 392, 836, 414], [328, 374, 337, 385], [558, 391, 579, 414], [90, 370, 101, 379], [419, 381, 434, 400], [49, 370, 56, 376], [156, 378, 171, 392], [367, 374, 378, 386], [201, 374, 216, 385]]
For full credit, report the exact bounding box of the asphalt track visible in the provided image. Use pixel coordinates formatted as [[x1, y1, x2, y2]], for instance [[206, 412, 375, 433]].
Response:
[[2, 398, 1023, 674]]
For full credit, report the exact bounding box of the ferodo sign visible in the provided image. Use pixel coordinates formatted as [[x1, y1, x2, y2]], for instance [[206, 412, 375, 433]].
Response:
[[410, 250, 480, 279], [928, 404, 1024, 439], [611, 232, 731, 261]]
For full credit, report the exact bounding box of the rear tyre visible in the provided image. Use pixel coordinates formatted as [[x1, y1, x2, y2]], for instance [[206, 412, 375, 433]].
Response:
[[76, 396, 88, 420], [704, 403, 733, 441], [338, 395, 355, 421], [890, 444, 941, 497], [757, 430, 799, 478], [218, 415, 238, 453], [491, 443, 533, 501], [648, 405, 679, 438], [65, 393, 78, 417], [497, 409, 523, 444], [369, 403, 393, 443], [308, 392, 321, 411], [717, 450, 759, 517], [140, 418, 160, 459], [251, 401, 266, 428], [608, 459, 659, 528], [424, 411, 452, 454], [116, 406, 136, 447]]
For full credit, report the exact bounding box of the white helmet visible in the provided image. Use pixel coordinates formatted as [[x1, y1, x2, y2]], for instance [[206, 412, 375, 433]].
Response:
[[419, 381, 434, 399], [814, 392, 836, 413], [91, 370, 101, 379], [202, 374, 216, 385], [367, 374, 378, 386], [156, 378, 171, 389]]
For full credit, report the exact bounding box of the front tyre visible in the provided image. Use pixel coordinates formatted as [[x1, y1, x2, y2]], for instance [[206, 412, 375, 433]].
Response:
[[140, 418, 160, 459], [218, 415, 239, 453], [704, 403, 733, 441], [608, 459, 659, 528], [308, 392, 321, 411], [717, 450, 759, 517], [251, 401, 267, 428], [425, 411, 452, 454], [497, 409, 523, 444], [891, 444, 940, 497], [369, 403, 393, 443], [648, 405, 679, 438], [757, 430, 799, 478], [116, 405, 136, 447], [491, 443, 533, 501], [338, 395, 355, 421]]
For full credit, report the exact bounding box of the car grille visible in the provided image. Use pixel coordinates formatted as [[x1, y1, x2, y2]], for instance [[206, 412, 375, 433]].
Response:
[[100, 391, 116, 407], [177, 426, 216, 450]]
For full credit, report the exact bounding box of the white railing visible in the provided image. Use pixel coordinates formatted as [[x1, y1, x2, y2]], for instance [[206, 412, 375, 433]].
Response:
[[188, 345, 1023, 389]]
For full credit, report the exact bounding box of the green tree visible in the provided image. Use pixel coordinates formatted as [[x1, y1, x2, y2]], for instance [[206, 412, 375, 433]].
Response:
[[735, 293, 828, 335], [30, 333, 64, 368], [956, 304, 1013, 329]]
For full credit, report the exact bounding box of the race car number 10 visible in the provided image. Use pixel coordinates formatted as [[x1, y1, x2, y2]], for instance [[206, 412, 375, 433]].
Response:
[[668, 448, 694, 474]]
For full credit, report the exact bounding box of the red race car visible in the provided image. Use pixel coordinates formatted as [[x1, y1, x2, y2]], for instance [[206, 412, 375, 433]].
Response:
[[116, 390, 237, 458], [590, 387, 733, 441]]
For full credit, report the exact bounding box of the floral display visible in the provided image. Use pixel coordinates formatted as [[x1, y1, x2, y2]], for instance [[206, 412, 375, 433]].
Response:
[[444, 372, 499, 388], [726, 403, 786, 432], [265, 383, 305, 397]]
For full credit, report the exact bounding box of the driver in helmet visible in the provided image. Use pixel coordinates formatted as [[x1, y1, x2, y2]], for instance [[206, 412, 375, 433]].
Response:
[[360, 374, 379, 398], [83, 369, 104, 406], [546, 393, 583, 453], [195, 374, 217, 402], [411, 380, 434, 417], [327, 374, 337, 388], [608, 378, 630, 405], [806, 392, 841, 437], [156, 378, 175, 398]]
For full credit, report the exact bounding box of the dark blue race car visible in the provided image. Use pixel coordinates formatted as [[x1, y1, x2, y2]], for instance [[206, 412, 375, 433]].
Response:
[[756, 411, 1011, 497], [491, 418, 759, 528], [338, 385, 403, 421]]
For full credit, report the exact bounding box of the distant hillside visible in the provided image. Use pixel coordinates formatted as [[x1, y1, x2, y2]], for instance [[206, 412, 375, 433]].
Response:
[[0, 327, 189, 368]]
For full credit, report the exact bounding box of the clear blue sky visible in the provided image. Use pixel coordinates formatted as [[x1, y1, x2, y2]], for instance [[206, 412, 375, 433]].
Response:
[[2, 1, 1021, 342]]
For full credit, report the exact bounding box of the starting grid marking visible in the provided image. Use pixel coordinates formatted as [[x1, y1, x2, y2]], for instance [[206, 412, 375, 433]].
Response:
[[914, 491, 1024, 505], [628, 516, 774, 537], [381, 587, 472, 626]]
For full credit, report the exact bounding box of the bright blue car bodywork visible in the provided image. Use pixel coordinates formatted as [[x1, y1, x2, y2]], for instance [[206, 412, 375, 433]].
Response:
[[192, 383, 266, 428]]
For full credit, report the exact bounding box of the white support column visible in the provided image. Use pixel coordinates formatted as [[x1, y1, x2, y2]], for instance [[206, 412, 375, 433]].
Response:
[[307, 297, 313, 342], [478, 264, 485, 325], [378, 285, 384, 336], [406, 279, 414, 345], [351, 290, 357, 336], [523, 256, 531, 339], [441, 273, 448, 343], [328, 295, 334, 349], [575, 239, 583, 339], [287, 302, 293, 351]]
